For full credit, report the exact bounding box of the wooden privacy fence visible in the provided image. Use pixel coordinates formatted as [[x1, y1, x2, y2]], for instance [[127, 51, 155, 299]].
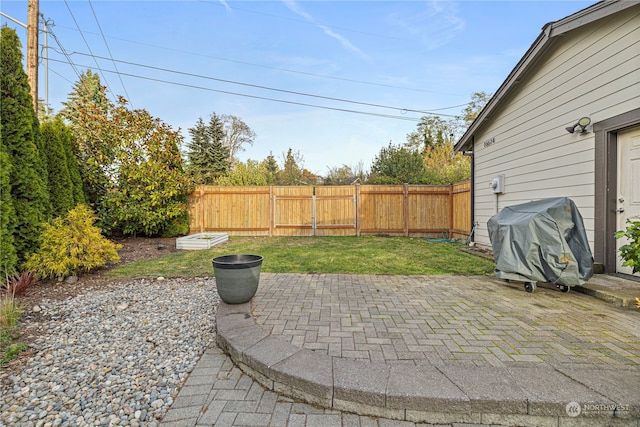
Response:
[[187, 181, 471, 239]]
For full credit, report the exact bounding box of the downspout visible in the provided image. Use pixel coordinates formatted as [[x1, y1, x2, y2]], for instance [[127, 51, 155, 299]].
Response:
[[463, 136, 475, 243], [470, 137, 475, 243]]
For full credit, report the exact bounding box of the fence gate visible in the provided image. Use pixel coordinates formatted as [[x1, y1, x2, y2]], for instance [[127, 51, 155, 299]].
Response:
[[273, 186, 357, 236]]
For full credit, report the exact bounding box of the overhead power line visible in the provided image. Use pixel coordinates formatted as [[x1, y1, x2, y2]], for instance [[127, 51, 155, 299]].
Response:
[[48, 66, 75, 85], [53, 24, 464, 97], [87, 0, 132, 106], [63, 0, 115, 102], [47, 24, 82, 80], [64, 51, 459, 117], [48, 57, 423, 122]]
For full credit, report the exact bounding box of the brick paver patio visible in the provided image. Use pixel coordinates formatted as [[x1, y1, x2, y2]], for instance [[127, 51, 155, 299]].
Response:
[[163, 273, 640, 426], [253, 274, 640, 369]]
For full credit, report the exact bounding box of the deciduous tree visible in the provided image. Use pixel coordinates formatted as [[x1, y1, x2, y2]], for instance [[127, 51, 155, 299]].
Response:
[[100, 97, 193, 236], [368, 143, 427, 184], [401, 90, 490, 186], [461, 91, 492, 127], [217, 160, 270, 186], [324, 165, 354, 185], [423, 143, 470, 184], [324, 161, 368, 185], [221, 114, 256, 163], [406, 116, 452, 153], [63, 88, 191, 236], [302, 169, 322, 185]]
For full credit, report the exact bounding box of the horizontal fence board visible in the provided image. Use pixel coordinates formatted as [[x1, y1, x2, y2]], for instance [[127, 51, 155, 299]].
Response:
[[359, 185, 405, 235], [187, 182, 471, 239], [273, 186, 314, 236]]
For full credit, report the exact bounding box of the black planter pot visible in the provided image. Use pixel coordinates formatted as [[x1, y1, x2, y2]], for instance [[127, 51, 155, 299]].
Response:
[[212, 254, 263, 304]]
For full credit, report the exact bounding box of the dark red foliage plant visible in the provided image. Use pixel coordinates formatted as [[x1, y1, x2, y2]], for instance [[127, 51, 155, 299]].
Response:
[[4, 270, 37, 296]]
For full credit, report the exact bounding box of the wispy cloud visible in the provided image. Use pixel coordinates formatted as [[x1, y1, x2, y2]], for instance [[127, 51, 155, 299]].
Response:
[[281, 0, 370, 60], [388, 0, 465, 50], [218, 0, 231, 12]]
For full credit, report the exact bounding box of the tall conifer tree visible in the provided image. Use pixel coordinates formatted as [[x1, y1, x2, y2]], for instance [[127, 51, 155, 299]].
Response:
[[41, 119, 75, 217], [0, 27, 49, 264], [277, 148, 304, 185], [0, 143, 18, 276], [58, 70, 110, 206], [60, 121, 86, 206], [264, 152, 279, 185], [186, 114, 230, 184], [58, 69, 108, 131]]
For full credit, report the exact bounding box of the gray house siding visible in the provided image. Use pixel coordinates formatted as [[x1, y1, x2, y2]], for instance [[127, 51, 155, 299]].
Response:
[[455, 1, 640, 273]]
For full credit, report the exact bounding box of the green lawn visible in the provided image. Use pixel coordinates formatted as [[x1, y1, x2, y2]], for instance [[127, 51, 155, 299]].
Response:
[[108, 236, 495, 279]]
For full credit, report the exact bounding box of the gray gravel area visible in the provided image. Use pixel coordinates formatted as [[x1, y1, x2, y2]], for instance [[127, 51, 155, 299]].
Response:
[[0, 277, 218, 427]]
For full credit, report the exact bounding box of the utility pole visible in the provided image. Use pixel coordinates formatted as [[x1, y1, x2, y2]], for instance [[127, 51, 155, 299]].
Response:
[[27, 0, 39, 112], [1, 12, 50, 112], [42, 15, 49, 114]]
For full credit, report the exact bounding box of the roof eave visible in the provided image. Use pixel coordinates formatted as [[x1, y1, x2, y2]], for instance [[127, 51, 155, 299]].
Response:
[[453, 25, 551, 153], [453, 0, 634, 154]]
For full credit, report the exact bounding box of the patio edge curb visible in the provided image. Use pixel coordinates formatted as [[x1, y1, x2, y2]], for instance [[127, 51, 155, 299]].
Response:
[[215, 301, 639, 426]]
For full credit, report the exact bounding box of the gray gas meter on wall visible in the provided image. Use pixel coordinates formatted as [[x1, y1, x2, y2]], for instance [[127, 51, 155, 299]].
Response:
[[490, 175, 505, 194]]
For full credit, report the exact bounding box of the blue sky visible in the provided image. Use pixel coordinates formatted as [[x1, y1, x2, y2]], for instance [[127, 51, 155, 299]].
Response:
[[1, 0, 595, 175]]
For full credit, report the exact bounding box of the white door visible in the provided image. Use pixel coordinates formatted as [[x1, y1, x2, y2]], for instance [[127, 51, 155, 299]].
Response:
[[616, 126, 640, 276]]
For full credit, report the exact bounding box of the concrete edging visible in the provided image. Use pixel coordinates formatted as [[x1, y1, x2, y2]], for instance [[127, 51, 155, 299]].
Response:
[[216, 301, 639, 427]]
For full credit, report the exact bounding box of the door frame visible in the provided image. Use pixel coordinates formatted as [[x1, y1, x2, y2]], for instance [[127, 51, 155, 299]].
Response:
[[594, 107, 640, 273]]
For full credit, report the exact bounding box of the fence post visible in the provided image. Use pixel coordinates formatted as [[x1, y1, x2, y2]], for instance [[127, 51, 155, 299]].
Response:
[[312, 193, 317, 236], [355, 184, 361, 236], [199, 186, 205, 233], [269, 185, 274, 237], [448, 183, 454, 239], [403, 183, 409, 237]]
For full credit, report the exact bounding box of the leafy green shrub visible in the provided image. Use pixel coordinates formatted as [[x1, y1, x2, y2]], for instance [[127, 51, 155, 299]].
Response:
[[615, 219, 640, 274], [0, 326, 24, 368], [1, 342, 28, 366], [0, 326, 18, 347], [69, 95, 192, 237], [24, 204, 122, 279], [160, 211, 189, 237]]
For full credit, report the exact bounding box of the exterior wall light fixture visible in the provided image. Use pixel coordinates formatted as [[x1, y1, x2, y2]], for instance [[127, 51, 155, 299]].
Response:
[[565, 117, 591, 134]]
